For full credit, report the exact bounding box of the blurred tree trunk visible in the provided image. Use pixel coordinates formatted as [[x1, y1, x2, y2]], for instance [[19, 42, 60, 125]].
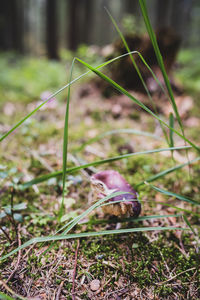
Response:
[[68, 0, 79, 50], [155, 0, 171, 29], [80, 0, 93, 44], [0, 1, 10, 50], [170, 0, 192, 42], [12, 0, 24, 53], [124, 0, 138, 14], [171, 0, 182, 33], [46, 0, 59, 59], [0, 0, 24, 52]]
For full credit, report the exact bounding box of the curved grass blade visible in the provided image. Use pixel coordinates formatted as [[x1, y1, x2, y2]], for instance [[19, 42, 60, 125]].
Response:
[[0, 70, 89, 142], [83, 214, 182, 225], [138, 0, 184, 135], [138, 0, 193, 172], [0, 52, 130, 142], [1, 191, 131, 259], [0, 287, 27, 300], [0, 226, 188, 262], [183, 216, 200, 254], [155, 203, 200, 218], [59, 58, 76, 220], [105, 7, 169, 145], [41, 191, 129, 255], [146, 183, 200, 206], [75, 57, 199, 152], [169, 113, 174, 148], [74, 128, 162, 153], [0, 50, 159, 142], [0, 292, 15, 300], [20, 146, 191, 189], [183, 216, 197, 236], [136, 157, 200, 187], [1, 48, 198, 155]]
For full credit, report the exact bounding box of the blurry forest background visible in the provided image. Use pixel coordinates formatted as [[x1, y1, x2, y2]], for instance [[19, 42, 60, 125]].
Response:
[[1, 0, 200, 58]]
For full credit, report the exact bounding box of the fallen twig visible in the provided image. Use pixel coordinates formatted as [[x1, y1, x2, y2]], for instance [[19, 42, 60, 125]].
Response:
[[0, 279, 26, 300], [0, 225, 12, 243], [6, 224, 22, 283], [72, 239, 80, 300], [56, 280, 64, 300], [155, 267, 196, 285]]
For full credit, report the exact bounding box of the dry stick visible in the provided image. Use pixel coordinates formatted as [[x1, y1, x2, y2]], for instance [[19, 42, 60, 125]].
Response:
[[6, 224, 22, 283], [0, 225, 12, 243], [71, 239, 80, 300], [56, 280, 64, 300], [30, 149, 55, 173], [155, 267, 196, 285], [0, 279, 27, 300], [10, 187, 18, 241], [95, 277, 112, 296], [23, 244, 36, 258]]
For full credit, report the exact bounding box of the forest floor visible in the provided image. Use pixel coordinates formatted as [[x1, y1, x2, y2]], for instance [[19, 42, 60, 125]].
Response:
[[0, 51, 200, 299]]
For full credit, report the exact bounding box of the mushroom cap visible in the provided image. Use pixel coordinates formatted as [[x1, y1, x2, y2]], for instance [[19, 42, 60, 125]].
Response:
[[91, 170, 141, 217]]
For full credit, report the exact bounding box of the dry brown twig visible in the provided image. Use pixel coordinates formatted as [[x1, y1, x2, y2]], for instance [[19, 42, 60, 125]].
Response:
[[72, 239, 80, 300], [6, 224, 22, 283], [0, 225, 12, 243], [56, 280, 64, 300], [155, 267, 196, 285], [0, 279, 26, 300]]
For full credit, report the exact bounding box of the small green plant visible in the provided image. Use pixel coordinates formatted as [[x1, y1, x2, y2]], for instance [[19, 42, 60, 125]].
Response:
[[0, 188, 27, 243]]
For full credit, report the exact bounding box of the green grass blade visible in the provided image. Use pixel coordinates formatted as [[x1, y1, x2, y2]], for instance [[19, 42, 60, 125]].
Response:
[[183, 215, 197, 236], [0, 50, 159, 143], [29, 200, 182, 258], [169, 113, 174, 148], [2, 49, 198, 154], [105, 7, 169, 145], [0, 71, 89, 142], [0, 51, 134, 142], [146, 183, 200, 206], [183, 216, 200, 254], [138, 0, 184, 135], [59, 58, 76, 220], [136, 157, 200, 187], [0, 292, 16, 300], [83, 214, 182, 225], [41, 191, 128, 255], [75, 57, 199, 152], [155, 203, 200, 218], [0, 226, 187, 261], [20, 146, 191, 189], [0, 290, 27, 300], [74, 128, 162, 153]]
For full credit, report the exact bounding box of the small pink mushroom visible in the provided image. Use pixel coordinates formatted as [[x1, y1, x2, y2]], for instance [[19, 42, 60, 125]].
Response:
[[90, 170, 141, 217]]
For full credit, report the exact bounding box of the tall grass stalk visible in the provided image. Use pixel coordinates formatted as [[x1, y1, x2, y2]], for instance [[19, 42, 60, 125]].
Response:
[[59, 58, 76, 220], [138, 0, 184, 134], [76, 57, 199, 151], [138, 0, 191, 166], [105, 7, 169, 145]]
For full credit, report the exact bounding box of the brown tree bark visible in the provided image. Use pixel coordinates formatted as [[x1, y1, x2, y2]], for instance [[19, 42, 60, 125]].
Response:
[[124, 0, 138, 14], [46, 0, 59, 59], [0, 0, 24, 53], [68, 0, 79, 51], [80, 0, 93, 44], [155, 0, 171, 29]]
